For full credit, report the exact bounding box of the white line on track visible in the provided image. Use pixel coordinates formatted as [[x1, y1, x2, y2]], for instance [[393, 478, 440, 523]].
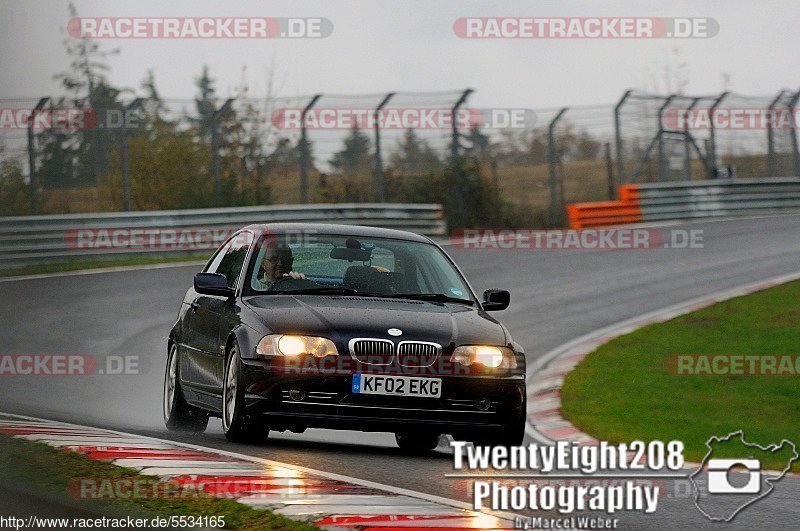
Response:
[[1, 411, 519, 523]]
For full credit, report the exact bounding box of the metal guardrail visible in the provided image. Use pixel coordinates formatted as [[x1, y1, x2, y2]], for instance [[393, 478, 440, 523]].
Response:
[[630, 177, 800, 221], [0, 203, 446, 269], [568, 177, 800, 228]]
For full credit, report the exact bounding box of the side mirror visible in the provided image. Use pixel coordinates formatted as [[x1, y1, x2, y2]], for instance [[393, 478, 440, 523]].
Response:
[[194, 272, 234, 298], [482, 289, 510, 311]]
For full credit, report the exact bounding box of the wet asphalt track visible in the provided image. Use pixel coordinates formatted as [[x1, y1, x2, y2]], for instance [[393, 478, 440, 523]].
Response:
[[1, 214, 800, 529]]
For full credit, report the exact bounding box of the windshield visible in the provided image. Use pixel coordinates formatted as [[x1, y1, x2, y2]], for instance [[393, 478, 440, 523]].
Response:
[[244, 233, 473, 302]]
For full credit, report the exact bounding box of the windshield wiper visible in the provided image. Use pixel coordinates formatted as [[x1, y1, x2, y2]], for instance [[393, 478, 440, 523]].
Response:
[[269, 287, 381, 296], [389, 293, 474, 305]]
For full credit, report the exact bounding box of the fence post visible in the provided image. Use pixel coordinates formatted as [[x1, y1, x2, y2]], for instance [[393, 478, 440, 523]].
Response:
[[708, 91, 728, 172], [26, 97, 49, 215], [605, 142, 615, 199], [657, 95, 675, 182], [683, 98, 700, 180], [614, 90, 632, 184], [373, 92, 395, 202], [211, 98, 234, 206], [548, 107, 568, 227], [120, 98, 143, 211], [450, 89, 473, 160], [299, 94, 322, 204], [789, 89, 800, 177], [766, 90, 787, 177]]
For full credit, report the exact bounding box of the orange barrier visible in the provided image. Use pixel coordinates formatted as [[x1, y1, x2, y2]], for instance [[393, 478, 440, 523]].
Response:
[[618, 184, 639, 201], [566, 185, 641, 229]]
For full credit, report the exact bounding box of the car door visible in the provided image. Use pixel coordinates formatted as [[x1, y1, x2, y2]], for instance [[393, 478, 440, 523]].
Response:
[[180, 239, 233, 393], [199, 231, 254, 392]]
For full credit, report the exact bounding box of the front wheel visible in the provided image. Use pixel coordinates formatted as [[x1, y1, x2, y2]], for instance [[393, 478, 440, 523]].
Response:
[[395, 432, 440, 452], [163, 343, 209, 432], [222, 342, 269, 444]]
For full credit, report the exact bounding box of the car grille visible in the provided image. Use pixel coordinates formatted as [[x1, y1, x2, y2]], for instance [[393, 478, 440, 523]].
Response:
[[397, 341, 441, 367], [348, 338, 442, 366], [349, 338, 395, 365]]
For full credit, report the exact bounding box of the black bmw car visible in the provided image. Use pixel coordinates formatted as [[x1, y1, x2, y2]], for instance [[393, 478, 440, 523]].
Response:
[[163, 223, 526, 450]]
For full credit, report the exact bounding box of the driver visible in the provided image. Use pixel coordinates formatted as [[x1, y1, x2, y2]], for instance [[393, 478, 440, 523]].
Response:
[[255, 243, 306, 290]]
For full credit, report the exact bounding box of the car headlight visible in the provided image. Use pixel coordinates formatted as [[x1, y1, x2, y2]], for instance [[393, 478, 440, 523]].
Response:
[[450, 345, 517, 369], [256, 334, 338, 358]]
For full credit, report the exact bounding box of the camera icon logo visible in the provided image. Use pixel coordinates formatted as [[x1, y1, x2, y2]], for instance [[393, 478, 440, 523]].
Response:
[[706, 458, 761, 494], [691, 431, 798, 522]]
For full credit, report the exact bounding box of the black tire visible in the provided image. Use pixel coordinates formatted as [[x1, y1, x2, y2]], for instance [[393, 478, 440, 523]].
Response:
[[222, 341, 269, 444], [395, 432, 441, 452], [163, 343, 209, 432]]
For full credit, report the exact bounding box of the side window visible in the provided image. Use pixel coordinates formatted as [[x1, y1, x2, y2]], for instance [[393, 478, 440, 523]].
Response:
[[205, 241, 233, 274], [212, 232, 254, 288]]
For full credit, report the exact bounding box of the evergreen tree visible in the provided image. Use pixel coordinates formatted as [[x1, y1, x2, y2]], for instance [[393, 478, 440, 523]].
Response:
[[389, 129, 441, 173], [39, 2, 121, 187], [463, 126, 491, 159], [140, 69, 167, 125], [329, 126, 371, 175], [194, 65, 218, 140]]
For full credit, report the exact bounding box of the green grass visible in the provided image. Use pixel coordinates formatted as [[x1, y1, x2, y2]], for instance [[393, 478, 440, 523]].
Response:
[[561, 279, 800, 470], [0, 254, 207, 277], [0, 434, 318, 530]]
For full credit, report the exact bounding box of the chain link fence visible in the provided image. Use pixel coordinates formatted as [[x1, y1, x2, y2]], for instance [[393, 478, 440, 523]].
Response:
[[1, 87, 798, 227], [615, 89, 800, 185]]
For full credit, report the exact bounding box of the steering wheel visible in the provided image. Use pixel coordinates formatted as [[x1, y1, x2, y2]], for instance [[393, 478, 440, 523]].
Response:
[[265, 275, 314, 291]]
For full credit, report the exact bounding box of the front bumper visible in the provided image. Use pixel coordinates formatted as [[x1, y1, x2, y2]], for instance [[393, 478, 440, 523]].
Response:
[[239, 357, 526, 437]]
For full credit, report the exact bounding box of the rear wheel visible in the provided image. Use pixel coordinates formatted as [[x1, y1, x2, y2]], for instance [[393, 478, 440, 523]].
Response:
[[395, 432, 440, 452], [222, 341, 269, 444], [163, 343, 209, 432]]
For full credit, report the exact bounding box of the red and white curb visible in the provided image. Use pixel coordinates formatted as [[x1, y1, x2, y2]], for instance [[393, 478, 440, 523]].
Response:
[[525, 270, 800, 456], [0, 413, 516, 529]]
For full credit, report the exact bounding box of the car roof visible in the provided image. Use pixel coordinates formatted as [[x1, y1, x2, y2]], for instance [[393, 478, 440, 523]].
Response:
[[240, 223, 435, 244]]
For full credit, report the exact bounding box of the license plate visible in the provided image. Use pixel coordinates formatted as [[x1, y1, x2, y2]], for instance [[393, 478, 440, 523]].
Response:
[[352, 373, 441, 398]]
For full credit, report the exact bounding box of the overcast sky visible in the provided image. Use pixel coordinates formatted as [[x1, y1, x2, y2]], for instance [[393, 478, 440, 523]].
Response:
[[0, 0, 798, 109]]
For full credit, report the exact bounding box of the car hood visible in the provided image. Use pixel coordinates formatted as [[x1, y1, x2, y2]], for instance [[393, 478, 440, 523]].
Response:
[[244, 294, 507, 348]]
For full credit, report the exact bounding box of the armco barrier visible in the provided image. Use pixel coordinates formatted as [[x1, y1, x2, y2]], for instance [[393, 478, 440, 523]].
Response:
[[0, 203, 445, 269], [568, 177, 800, 228]]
